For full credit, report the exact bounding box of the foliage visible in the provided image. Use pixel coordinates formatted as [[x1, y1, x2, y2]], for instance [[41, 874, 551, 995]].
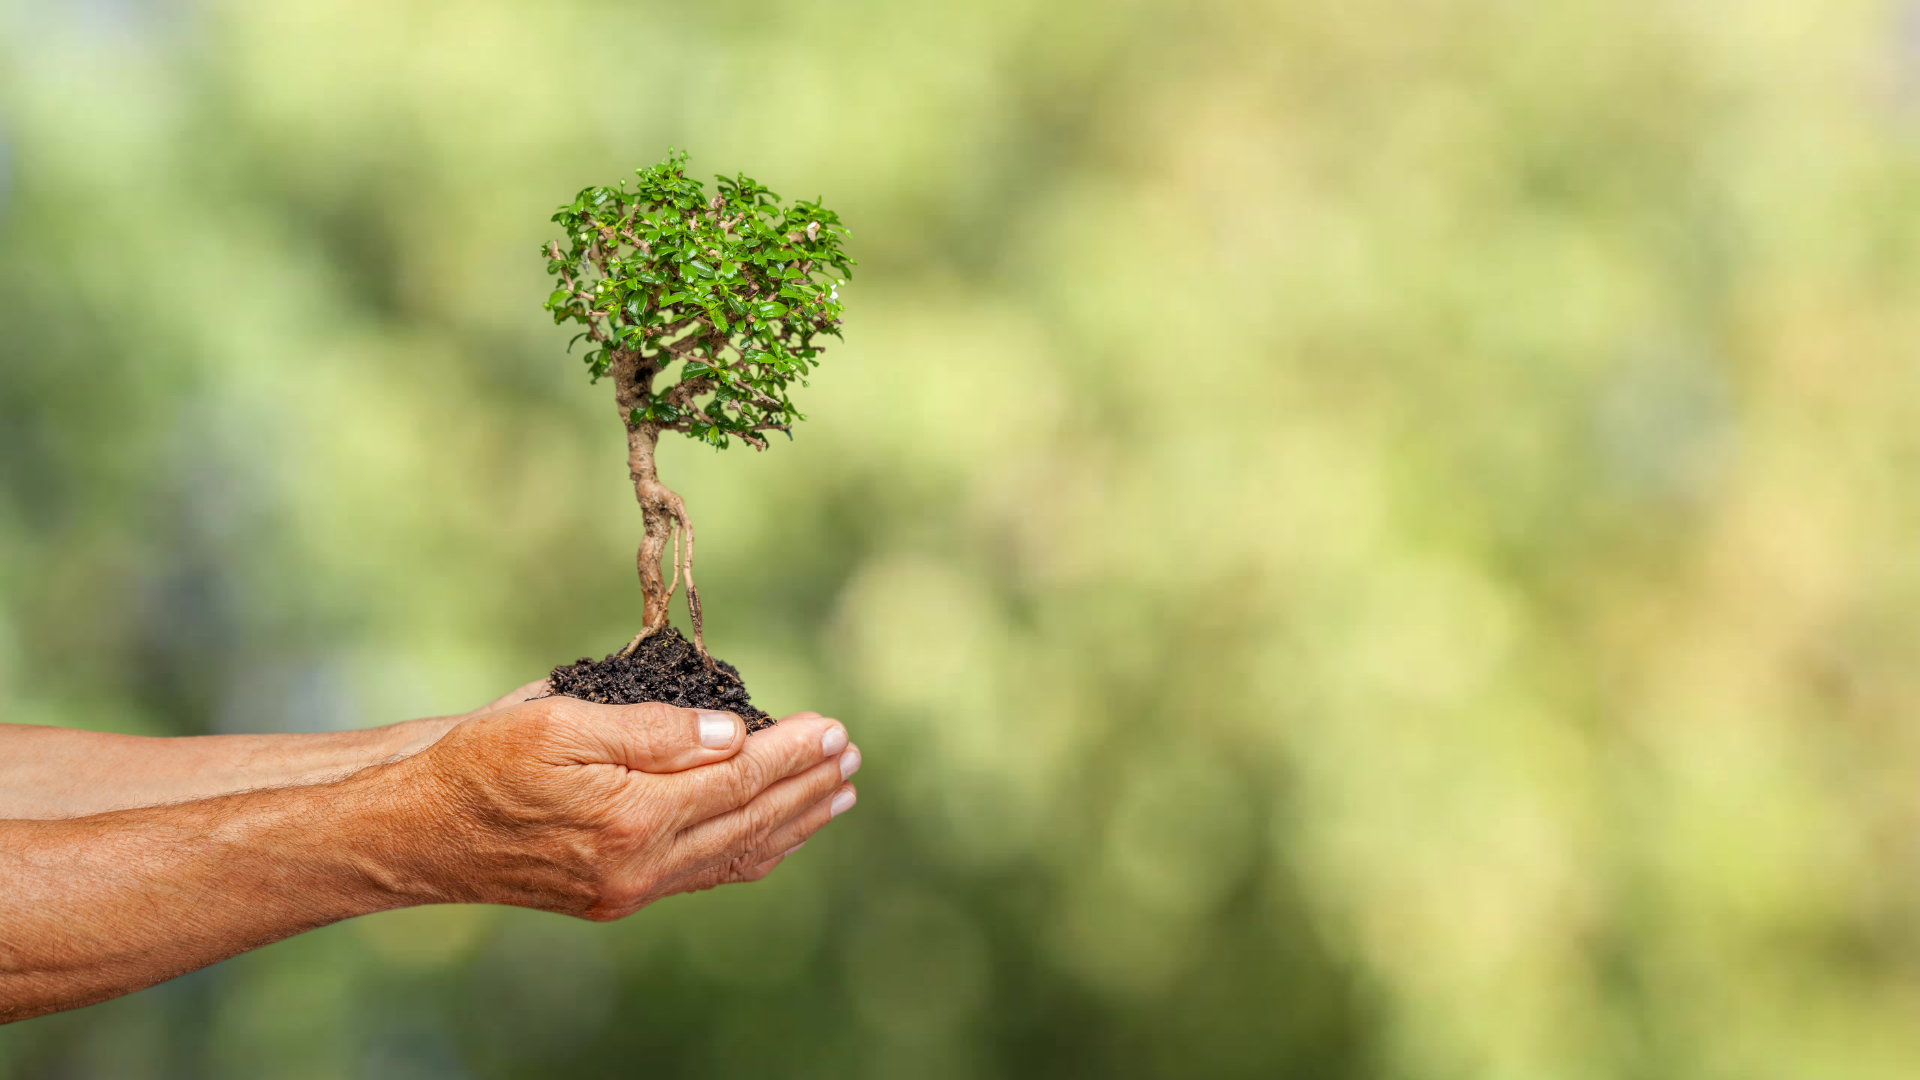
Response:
[[6, 1, 1920, 1079], [543, 151, 853, 449]]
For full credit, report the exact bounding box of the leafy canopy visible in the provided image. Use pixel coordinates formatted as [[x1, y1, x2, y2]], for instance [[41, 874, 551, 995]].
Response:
[[543, 150, 853, 449]]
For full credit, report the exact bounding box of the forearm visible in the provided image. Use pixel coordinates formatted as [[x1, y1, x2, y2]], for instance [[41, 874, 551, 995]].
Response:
[[0, 718, 460, 820], [0, 767, 442, 1022]]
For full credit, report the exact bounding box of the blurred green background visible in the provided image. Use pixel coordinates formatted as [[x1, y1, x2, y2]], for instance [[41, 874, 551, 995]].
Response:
[[5, 0, 1920, 1076]]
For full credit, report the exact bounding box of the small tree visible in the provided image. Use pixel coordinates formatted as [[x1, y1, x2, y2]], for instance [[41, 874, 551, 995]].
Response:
[[543, 151, 852, 663]]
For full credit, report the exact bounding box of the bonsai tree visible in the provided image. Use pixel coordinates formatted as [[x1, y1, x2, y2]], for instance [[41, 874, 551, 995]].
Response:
[[542, 150, 852, 672]]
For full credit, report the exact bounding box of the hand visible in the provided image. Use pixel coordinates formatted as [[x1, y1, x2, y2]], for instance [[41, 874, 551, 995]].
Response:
[[373, 677, 558, 762], [0, 690, 860, 1020], [392, 695, 860, 920]]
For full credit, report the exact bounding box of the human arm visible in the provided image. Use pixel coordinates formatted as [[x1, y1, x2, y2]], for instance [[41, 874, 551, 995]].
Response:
[[0, 698, 860, 1023], [0, 679, 550, 820]]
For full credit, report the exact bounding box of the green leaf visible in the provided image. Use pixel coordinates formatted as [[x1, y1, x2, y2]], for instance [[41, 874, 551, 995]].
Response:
[[544, 152, 847, 438]]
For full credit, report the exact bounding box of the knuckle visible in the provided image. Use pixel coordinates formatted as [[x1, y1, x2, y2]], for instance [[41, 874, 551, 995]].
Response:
[[721, 761, 763, 809], [627, 721, 668, 767], [743, 797, 782, 849], [761, 741, 806, 788], [724, 849, 761, 882], [524, 694, 577, 727], [631, 701, 687, 734], [749, 747, 785, 788], [601, 813, 652, 854], [540, 719, 587, 754], [526, 707, 587, 748], [708, 798, 778, 863], [590, 874, 657, 920]]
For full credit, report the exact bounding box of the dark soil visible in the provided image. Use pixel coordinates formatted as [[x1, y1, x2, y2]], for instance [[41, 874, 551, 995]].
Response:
[[549, 626, 775, 732]]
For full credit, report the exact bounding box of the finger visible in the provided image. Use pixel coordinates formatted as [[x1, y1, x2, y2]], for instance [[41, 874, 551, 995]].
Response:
[[663, 782, 847, 898], [674, 749, 858, 870], [664, 850, 788, 899], [555, 699, 746, 773], [732, 786, 846, 867], [472, 678, 551, 716], [646, 777, 846, 905], [660, 715, 849, 828]]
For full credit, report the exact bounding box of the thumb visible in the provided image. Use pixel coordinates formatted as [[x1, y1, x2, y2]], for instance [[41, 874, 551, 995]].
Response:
[[562, 700, 746, 773]]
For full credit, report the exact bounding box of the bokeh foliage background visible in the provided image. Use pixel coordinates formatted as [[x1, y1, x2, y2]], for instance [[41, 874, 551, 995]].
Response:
[[4, 0, 1920, 1076]]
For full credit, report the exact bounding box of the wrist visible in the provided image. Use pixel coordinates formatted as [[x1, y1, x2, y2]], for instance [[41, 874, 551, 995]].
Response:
[[363, 727, 605, 914], [303, 759, 466, 911], [367, 716, 463, 764]]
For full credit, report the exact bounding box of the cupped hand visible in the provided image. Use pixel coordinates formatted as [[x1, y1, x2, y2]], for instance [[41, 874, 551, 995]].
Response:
[[390, 695, 858, 920]]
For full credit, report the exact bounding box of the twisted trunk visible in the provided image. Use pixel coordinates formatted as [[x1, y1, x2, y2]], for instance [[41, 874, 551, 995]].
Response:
[[625, 422, 678, 630], [611, 350, 708, 660]]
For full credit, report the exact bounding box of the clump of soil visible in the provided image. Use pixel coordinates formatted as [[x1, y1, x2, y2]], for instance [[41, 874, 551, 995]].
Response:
[[549, 626, 775, 732]]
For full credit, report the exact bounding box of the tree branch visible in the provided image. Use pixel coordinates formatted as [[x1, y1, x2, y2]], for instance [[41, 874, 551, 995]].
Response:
[[721, 380, 784, 412], [660, 334, 711, 358], [664, 377, 716, 408], [649, 417, 785, 450]]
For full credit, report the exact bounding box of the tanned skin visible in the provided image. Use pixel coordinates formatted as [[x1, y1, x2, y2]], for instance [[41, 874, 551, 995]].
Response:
[[0, 690, 861, 1023], [0, 679, 552, 821]]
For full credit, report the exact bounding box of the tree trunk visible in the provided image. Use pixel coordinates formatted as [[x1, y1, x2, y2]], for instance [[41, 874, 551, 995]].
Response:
[[611, 349, 709, 659], [626, 420, 678, 633]]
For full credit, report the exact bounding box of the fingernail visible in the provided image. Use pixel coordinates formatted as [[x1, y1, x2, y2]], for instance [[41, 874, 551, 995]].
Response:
[[785, 841, 807, 855], [820, 724, 849, 757], [839, 746, 861, 780], [698, 712, 737, 749], [830, 788, 856, 818]]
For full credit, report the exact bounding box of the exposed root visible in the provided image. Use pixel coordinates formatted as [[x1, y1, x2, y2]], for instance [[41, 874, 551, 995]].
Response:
[[673, 500, 716, 671], [609, 369, 737, 676], [618, 516, 682, 657], [663, 516, 683, 618], [618, 495, 735, 684], [619, 623, 658, 657]]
